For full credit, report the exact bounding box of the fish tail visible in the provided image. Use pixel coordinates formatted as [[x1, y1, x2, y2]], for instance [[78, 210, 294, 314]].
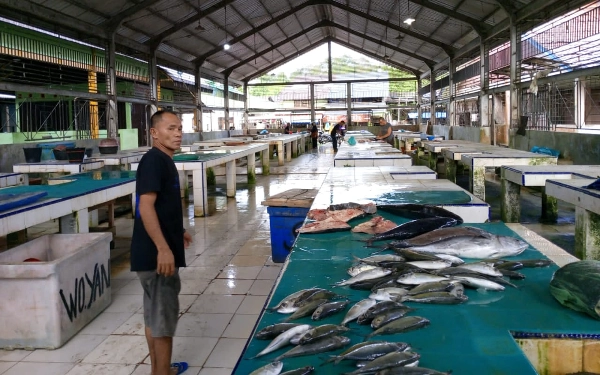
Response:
[[320, 356, 339, 366]]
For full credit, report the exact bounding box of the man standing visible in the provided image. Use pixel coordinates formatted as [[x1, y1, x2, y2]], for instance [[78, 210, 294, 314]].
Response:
[[131, 110, 192, 375], [330, 120, 344, 153], [376, 117, 394, 145]]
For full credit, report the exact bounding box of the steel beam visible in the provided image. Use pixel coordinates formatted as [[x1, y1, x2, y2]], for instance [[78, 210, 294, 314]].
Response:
[[408, 0, 490, 36], [104, 0, 164, 31]]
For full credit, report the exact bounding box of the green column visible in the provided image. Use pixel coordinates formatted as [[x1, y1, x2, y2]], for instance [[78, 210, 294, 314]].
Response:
[[575, 207, 600, 260], [445, 157, 457, 183], [501, 171, 521, 223], [125, 103, 132, 129]]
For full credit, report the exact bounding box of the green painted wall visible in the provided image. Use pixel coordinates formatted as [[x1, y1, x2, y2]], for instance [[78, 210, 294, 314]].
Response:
[[118, 129, 138, 150], [511, 130, 600, 164]]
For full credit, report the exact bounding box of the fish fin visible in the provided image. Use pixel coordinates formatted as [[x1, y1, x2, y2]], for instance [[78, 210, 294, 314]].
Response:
[[320, 356, 340, 366]]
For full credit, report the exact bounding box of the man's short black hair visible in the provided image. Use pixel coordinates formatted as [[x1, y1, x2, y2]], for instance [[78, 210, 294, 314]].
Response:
[[150, 110, 178, 128]]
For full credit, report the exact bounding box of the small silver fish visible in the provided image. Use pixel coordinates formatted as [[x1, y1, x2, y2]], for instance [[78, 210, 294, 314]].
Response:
[[275, 336, 351, 361], [406, 260, 452, 270], [456, 262, 502, 277], [253, 324, 311, 358], [341, 299, 378, 326], [348, 264, 377, 277], [451, 276, 505, 291], [369, 287, 409, 301], [250, 361, 284, 375], [336, 268, 392, 287], [397, 273, 448, 285]]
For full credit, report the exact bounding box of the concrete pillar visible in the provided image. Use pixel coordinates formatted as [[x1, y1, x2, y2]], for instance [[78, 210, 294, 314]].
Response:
[[194, 64, 203, 132], [328, 41, 332, 82], [429, 152, 438, 171], [417, 79, 422, 126], [575, 207, 600, 260], [59, 209, 89, 234], [225, 160, 236, 197], [479, 43, 489, 128], [105, 36, 118, 139], [574, 78, 586, 128], [448, 58, 455, 127], [149, 52, 158, 114], [430, 70, 435, 125], [509, 23, 520, 129], [541, 187, 558, 223], [125, 103, 132, 129], [445, 157, 457, 183], [224, 75, 230, 129], [247, 151, 256, 184], [292, 139, 298, 158], [310, 83, 315, 124], [261, 149, 270, 175], [88, 50, 99, 139], [285, 142, 292, 162], [346, 82, 352, 125], [501, 170, 521, 223], [192, 169, 207, 217], [470, 165, 486, 201], [243, 82, 249, 131], [277, 143, 284, 166]]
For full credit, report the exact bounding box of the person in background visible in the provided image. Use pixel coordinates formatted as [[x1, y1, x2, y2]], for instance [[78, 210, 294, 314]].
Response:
[[376, 117, 394, 145], [310, 123, 319, 149], [284, 123, 291, 134], [331, 120, 344, 153], [131, 110, 192, 375]]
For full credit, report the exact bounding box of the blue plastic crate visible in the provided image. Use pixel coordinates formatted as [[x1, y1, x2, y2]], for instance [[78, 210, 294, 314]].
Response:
[[266, 206, 309, 263]]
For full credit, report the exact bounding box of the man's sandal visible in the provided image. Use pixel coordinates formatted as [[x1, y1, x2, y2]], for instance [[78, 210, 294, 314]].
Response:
[[171, 361, 189, 375]]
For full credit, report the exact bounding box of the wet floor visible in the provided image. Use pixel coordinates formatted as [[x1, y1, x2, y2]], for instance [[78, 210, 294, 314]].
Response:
[[0, 141, 577, 374]]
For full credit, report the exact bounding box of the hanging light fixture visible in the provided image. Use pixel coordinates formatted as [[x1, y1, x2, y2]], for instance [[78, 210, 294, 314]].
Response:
[[404, 0, 416, 25], [195, 0, 205, 30], [223, 5, 230, 50], [396, 0, 404, 40]]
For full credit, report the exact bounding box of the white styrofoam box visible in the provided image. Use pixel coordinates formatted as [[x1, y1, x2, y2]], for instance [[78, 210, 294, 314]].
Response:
[[0, 233, 112, 349]]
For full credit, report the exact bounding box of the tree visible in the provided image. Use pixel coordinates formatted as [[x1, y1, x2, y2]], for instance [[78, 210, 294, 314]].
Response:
[[248, 72, 289, 97]]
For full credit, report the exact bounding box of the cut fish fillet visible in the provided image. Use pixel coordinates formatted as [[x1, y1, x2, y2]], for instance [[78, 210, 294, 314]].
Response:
[[296, 218, 351, 234], [352, 216, 398, 234]]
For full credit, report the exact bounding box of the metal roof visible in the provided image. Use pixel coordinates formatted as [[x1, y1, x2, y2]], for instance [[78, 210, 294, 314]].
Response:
[[0, 0, 592, 82]]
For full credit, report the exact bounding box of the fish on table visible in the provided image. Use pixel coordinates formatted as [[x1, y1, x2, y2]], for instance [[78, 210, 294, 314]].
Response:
[[370, 308, 414, 329], [376, 204, 463, 223], [342, 299, 379, 326], [250, 361, 284, 375], [323, 341, 411, 365], [274, 335, 351, 361], [362, 216, 461, 244], [336, 268, 393, 287], [352, 216, 398, 234], [297, 324, 350, 345], [255, 323, 304, 340], [312, 300, 350, 320], [280, 366, 314, 375], [342, 351, 421, 375], [252, 324, 312, 358], [390, 226, 494, 248], [377, 366, 452, 375], [366, 316, 430, 339]]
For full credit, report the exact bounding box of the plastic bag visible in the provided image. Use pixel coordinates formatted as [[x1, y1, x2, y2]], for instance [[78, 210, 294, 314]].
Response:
[[530, 146, 560, 157], [347, 136, 357, 146]]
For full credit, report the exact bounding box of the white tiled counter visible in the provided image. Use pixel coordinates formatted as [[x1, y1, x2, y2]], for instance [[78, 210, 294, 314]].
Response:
[[501, 165, 600, 223], [0, 172, 27, 187], [13, 160, 105, 174], [545, 178, 600, 260], [252, 134, 302, 166]]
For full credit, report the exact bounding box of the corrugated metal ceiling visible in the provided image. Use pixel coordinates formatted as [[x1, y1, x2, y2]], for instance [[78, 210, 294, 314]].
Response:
[[0, 0, 589, 81]]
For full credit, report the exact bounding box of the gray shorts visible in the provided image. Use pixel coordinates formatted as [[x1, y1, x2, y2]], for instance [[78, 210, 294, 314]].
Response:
[[137, 270, 181, 337]]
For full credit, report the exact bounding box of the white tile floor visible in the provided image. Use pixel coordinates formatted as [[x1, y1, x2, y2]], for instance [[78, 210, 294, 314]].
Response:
[[0, 145, 337, 375]]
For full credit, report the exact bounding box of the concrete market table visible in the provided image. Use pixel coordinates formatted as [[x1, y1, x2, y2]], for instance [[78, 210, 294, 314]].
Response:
[[333, 142, 412, 168], [13, 159, 105, 174], [131, 143, 269, 216], [545, 178, 600, 260], [253, 134, 303, 166], [89, 150, 147, 170], [461, 151, 557, 201], [0, 170, 136, 237], [0, 173, 27, 188], [233, 193, 597, 374], [501, 165, 600, 223]]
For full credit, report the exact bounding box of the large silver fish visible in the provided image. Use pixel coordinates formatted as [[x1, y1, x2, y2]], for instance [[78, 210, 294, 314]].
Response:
[[348, 264, 378, 277], [250, 361, 284, 375], [369, 287, 409, 301], [274, 335, 351, 361], [323, 341, 410, 365], [405, 234, 529, 259], [255, 323, 304, 340], [253, 324, 311, 358], [401, 291, 468, 304], [397, 273, 448, 285], [451, 275, 505, 291], [268, 288, 321, 311], [370, 309, 413, 329], [391, 226, 492, 248], [342, 299, 378, 326], [456, 262, 502, 276], [284, 299, 329, 321]]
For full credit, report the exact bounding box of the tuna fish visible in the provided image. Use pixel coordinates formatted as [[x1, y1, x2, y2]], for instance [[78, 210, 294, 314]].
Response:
[[280, 366, 314, 375], [284, 299, 329, 321], [376, 204, 463, 223], [369, 287, 409, 301], [406, 281, 457, 296], [268, 288, 320, 312], [274, 336, 351, 361], [396, 273, 448, 285], [363, 216, 460, 244], [402, 233, 529, 259], [390, 226, 493, 248], [406, 260, 452, 270], [370, 309, 414, 329], [348, 264, 378, 277]]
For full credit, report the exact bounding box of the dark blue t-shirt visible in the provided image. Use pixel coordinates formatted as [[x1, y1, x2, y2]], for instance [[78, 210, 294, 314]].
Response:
[[130, 147, 185, 271]]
